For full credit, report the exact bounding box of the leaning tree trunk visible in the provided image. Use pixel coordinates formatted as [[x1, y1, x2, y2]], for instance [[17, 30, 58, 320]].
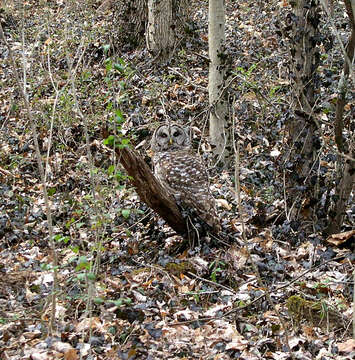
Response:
[[208, 0, 230, 167], [283, 0, 322, 221], [115, 145, 188, 235], [146, 0, 175, 59], [326, 0, 355, 234]]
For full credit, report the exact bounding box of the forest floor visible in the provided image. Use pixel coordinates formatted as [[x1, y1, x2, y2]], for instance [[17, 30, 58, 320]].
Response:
[[0, 0, 354, 359]]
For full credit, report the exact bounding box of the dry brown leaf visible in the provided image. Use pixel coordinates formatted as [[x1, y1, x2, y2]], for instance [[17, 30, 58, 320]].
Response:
[[216, 198, 232, 210], [53, 341, 77, 358], [326, 230, 355, 246], [337, 338, 355, 353], [226, 245, 248, 270], [225, 334, 248, 350], [64, 348, 79, 360], [76, 317, 103, 332]]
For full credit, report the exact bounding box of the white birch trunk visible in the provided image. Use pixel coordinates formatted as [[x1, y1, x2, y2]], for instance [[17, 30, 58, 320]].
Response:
[[208, 0, 228, 165]]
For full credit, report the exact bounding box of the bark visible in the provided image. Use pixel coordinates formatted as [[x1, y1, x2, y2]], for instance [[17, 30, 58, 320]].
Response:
[[115, 145, 188, 235], [334, 0, 355, 152], [111, 0, 147, 48], [326, 0, 355, 234], [284, 0, 322, 219], [327, 157, 355, 234], [146, 0, 175, 59], [208, 0, 230, 166]]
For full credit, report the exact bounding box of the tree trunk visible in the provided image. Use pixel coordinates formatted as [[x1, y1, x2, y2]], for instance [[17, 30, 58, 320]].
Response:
[[326, 0, 355, 234], [146, 0, 175, 59], [283, 0, 322, 221], [208, 0, 230, 166], [110, 0, 147, 48]]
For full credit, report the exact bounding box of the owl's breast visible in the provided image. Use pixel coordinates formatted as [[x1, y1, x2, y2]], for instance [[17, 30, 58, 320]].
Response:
[[152, 149, 220, 232], [153, 150, 208, 191]]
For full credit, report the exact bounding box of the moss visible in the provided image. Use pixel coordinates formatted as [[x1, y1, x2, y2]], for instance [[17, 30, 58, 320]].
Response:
[[165, 261, 194, 275], [286, 295, 343, 332]]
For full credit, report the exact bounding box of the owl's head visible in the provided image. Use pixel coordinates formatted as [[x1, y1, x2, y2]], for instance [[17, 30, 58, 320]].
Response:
[[151, 124, 190, 152]]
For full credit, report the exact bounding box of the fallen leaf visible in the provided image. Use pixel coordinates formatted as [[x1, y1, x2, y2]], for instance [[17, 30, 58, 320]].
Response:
[[337, 338, 355, 353], [270, 148, 280, 157], [326, 230, 355, 246], [216, 198, 232, 210]]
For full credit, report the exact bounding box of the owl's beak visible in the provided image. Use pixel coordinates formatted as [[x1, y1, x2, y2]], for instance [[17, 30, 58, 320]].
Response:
[[169, 137, 173, 145]]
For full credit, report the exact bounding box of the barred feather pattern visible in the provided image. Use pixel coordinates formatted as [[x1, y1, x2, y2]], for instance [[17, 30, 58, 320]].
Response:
[[151, 125, 220, 233]]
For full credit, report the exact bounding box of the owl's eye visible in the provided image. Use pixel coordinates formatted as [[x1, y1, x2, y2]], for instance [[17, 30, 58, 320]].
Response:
[[160, 133, 168, 138], [173, 131, 180, 137]]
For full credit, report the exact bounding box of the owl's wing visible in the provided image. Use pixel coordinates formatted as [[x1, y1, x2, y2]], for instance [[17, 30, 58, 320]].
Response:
[[156, 151, 220, 232]]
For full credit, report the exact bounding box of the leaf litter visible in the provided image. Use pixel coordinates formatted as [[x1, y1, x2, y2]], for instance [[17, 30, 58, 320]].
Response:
[[0, 0, 353, 359]]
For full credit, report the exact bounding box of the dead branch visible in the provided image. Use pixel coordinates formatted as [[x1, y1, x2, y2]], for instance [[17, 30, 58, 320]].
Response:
[[115, 145, 188, 235]]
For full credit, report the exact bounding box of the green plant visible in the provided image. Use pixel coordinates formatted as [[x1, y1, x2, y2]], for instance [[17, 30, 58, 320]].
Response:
[[209, 260, 225, 283]]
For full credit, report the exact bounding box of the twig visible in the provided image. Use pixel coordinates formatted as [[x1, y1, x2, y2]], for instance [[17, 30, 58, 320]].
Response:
[[0, 167, 15, 178], [275, 254, 349, 292], [232, 96, 295, 359], [353, 270, 355, 338], [187, 272, 237, 295], [319, 0, 354, 85], [168, 67, 206, 91], [0, 20, 58, 336], [63, 6, 98, 356]]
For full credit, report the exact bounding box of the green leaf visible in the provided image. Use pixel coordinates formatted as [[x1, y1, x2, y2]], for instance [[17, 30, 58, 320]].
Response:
[[76, 273, 86, 281], [70, 246, 79, 254], [105, 59, 112, 72], [111, 299, 124, 307], [76, 256, 90, 271], [75, 222, 85, 229], [94, 297, 105, 305], [40, 263, 51, 271], [246, 63, 257, 76], [121, 138, 130, 146], [103, 135, 116, 147], [114, 170, 125, 181], [102, 44, 110, 54], [110, 298, 132, 307], [53, 235, 70, 244], [114, 63, 125, 73], [115, 109, 125, 124], [210, 272, 216, 282], [108, 165, 115, 176], [269, 85, 281, 97], [87, 272, 96, 281], [47, 187, 56, 196], [118, 81, 126, 90], [108, 326, 117, 335], [106, 102, 113, 111], [65, 218, 75, 229], [121, 209, 131, 219]]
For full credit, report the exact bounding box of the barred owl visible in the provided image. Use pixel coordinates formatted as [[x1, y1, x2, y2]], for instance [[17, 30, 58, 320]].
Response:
[[151, 124, 221, 233]]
